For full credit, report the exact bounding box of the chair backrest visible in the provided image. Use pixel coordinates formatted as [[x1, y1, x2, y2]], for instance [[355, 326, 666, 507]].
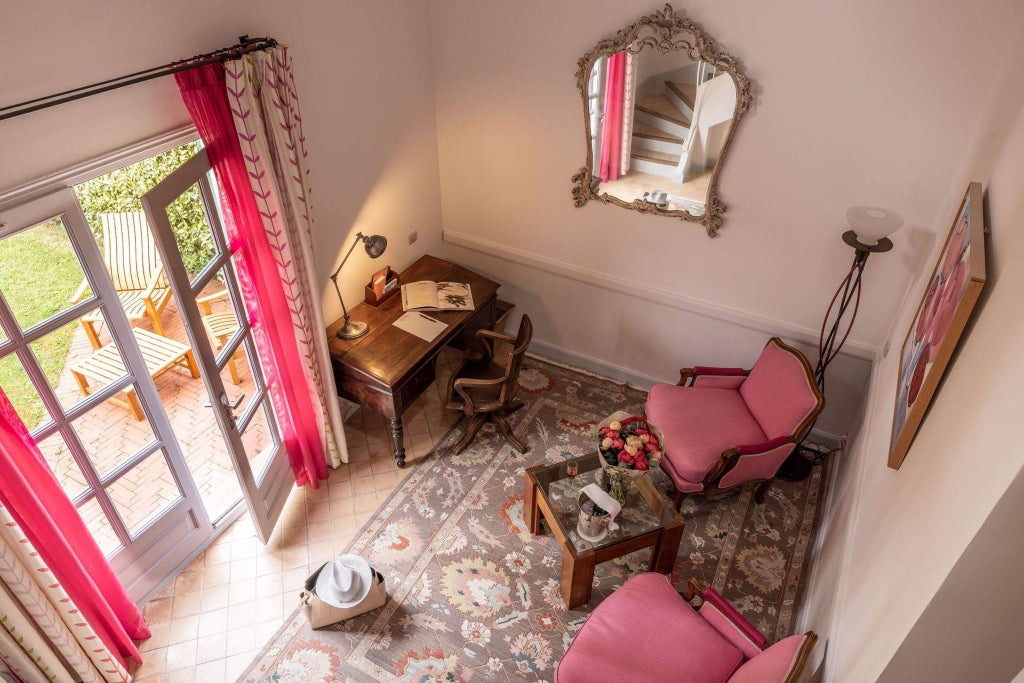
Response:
[[739, 337, 823, 439], [499, 315, 533, 404], [100, 212, 167, 291]]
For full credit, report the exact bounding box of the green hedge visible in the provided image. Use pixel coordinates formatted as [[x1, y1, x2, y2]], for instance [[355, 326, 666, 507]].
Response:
[[74, 142, 215, 275]]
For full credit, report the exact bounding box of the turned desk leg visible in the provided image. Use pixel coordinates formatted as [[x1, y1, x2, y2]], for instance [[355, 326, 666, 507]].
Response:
[[389, 417, 406, 469]]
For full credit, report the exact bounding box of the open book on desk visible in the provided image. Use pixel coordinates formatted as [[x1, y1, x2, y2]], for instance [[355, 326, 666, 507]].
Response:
[[401, 281, 474, 312]]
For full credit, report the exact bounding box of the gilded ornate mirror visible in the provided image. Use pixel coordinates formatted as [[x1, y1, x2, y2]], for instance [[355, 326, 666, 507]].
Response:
[[571, 4, 752, 237]]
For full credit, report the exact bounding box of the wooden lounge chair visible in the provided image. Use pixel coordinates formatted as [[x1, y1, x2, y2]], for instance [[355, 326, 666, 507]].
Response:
[[71, 212, 173, 348]]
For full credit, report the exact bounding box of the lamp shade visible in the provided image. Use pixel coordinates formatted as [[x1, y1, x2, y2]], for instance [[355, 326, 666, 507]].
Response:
[[846, 206, 903, 245], [363, 234, 387, 258]]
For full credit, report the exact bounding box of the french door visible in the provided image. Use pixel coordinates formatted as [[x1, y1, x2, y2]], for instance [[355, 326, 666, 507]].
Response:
[[141, 149, 292, 543], [0, 190, 212, 602]]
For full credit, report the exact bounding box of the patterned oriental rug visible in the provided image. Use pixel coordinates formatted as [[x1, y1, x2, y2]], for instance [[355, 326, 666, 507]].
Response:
[[243, 359, 827, 682]]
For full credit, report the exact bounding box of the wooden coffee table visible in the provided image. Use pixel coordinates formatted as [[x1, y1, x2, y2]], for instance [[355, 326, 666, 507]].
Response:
[[524, 453, 685, 608]]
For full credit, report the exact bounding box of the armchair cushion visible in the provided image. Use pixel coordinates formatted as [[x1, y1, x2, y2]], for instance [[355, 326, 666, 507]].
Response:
[[557, 573, 743, 683], [739, 342, 820, 439], [646, 385, 766, 485], [729, 634, 810, 683]]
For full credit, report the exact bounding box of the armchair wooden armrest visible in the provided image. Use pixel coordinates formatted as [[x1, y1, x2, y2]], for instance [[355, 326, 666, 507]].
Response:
[[704, 436, 796, 487], [467, 328, 517, 364], [452, 376, 504, 415], [141, 265, 166, 302], [681, 576, 769, 652], [196, 288, 229, 315], [677, 366, 749, 386], [69, 279, 90, 303]]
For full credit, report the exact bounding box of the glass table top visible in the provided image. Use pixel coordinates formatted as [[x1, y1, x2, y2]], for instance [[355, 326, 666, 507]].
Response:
[[530, 454, 675, 555]]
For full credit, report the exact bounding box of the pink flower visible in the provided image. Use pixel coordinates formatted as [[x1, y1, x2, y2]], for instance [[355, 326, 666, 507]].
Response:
[[611, 438, 625, 450], [617, 451, 635, 465], [635, 453, 649, 470]]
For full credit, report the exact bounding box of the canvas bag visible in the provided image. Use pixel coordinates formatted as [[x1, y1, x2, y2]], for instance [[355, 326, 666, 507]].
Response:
[[300, 561, 387, 629]]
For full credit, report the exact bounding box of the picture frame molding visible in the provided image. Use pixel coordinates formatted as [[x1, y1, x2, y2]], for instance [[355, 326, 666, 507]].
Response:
[[888, 181, 986, 469]]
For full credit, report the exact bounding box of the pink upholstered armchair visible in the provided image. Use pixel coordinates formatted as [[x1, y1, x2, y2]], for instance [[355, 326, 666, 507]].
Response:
[[645, 337, 824, 508], [556, 573, 816, 683]]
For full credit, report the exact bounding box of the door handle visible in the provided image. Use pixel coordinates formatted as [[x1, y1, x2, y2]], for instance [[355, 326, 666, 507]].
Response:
[[204, 393, 245, 429], [223, 393, 246, 411], [204, 393, 246, 410]]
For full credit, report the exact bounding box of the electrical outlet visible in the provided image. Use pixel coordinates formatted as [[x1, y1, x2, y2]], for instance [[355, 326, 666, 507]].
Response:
[[408, 230, 418, 245]]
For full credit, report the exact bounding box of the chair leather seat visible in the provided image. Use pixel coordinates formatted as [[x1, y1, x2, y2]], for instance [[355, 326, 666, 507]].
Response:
[[645, 384, 766, 484]]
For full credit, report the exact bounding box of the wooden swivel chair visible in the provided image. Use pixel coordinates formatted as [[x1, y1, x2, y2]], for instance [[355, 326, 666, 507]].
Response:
[[445, 314, 533, 455]]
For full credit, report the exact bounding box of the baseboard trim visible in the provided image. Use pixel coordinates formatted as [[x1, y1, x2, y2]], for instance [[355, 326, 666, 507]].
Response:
[[444, 230, 880, 362]]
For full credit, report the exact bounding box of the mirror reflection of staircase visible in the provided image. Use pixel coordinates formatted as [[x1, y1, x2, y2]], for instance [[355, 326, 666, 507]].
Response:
[[631, 81, 695, 176]]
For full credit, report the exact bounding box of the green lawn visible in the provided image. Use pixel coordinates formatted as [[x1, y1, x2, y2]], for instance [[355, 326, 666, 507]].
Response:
[[0, 220, 83, 429]]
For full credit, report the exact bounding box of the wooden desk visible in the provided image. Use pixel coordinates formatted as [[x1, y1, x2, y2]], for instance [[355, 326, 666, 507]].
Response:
[[327, 255, 500, 467]]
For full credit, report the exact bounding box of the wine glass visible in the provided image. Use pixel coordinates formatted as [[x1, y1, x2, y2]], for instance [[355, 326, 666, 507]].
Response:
[[564, 459, 580, 510]]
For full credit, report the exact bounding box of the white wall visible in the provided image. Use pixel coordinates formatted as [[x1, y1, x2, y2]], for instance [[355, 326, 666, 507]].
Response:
[[429, 0, 1022, 438], [799, 12, 1024, 679], [0, 0, 442, 323]]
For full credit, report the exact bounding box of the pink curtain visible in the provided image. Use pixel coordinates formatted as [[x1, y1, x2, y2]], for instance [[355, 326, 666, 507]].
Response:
[[599, 52, 628, 182], [175, 63, 328, 487], [0, 387, 148, 669]]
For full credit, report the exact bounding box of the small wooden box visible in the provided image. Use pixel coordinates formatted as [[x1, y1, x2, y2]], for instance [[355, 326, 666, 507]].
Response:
[[365, 268, 400, 307]]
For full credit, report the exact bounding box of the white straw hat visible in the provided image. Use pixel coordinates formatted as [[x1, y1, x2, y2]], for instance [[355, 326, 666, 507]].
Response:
[[314, 555, 373, 608]]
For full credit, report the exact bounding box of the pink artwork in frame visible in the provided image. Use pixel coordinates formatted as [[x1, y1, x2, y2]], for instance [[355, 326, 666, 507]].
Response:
[[889, 182, 986, 469]]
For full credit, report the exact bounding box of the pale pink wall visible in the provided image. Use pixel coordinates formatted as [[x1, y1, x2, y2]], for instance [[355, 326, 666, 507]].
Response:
[[0, 0, 443, 323], [799, 12, 1024, 679], [429, 0, 1021, 436]]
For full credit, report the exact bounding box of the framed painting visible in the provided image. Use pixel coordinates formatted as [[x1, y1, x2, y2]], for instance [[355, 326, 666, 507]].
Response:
[[889, 182, 986, 469]]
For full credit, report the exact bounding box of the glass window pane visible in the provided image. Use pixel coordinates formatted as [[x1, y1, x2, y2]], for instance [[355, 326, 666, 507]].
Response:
[[0, 352, 53, 433], [243, 399, 278, 483], [77, 497, 121, 558], [71, 395, 157, 479], [107, 449, 182, 538], [0, 217, 91, 331], [31, 311, 128, 413], [35, 429, 90, 502], [166, 182, 219, 281], [187, 428, 242, 523]]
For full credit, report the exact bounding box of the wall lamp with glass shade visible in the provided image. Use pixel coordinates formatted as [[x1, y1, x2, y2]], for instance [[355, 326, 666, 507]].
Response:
[[778, 206, 903, 481], [329, 232, 388, 340]]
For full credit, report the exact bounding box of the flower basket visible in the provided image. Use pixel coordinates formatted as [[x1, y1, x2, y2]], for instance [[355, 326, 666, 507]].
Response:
[[594, 411, 664, 503]]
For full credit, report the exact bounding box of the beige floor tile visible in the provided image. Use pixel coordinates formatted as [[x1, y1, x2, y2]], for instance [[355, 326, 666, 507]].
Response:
[[225, 624, 257, 658], [196, 607, 229, 638], [166, 615, 199, 645], [195, 630, 227, 664], [164, 638, 197, 671], [143, 596, 172, 624], [193, 658, 227, 683], [352, 492, 379, 514], [328, 479, 353, 500], [351, 475, 376, 496], [171, 591, 202, 619], [199, 584, 230, 612]]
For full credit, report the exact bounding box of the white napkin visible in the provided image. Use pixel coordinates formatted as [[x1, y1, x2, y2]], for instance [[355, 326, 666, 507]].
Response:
[[579, 483, 621, 531]]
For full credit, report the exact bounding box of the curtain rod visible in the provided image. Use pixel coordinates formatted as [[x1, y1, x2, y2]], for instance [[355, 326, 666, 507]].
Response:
[[0, 35, 278, 122]]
